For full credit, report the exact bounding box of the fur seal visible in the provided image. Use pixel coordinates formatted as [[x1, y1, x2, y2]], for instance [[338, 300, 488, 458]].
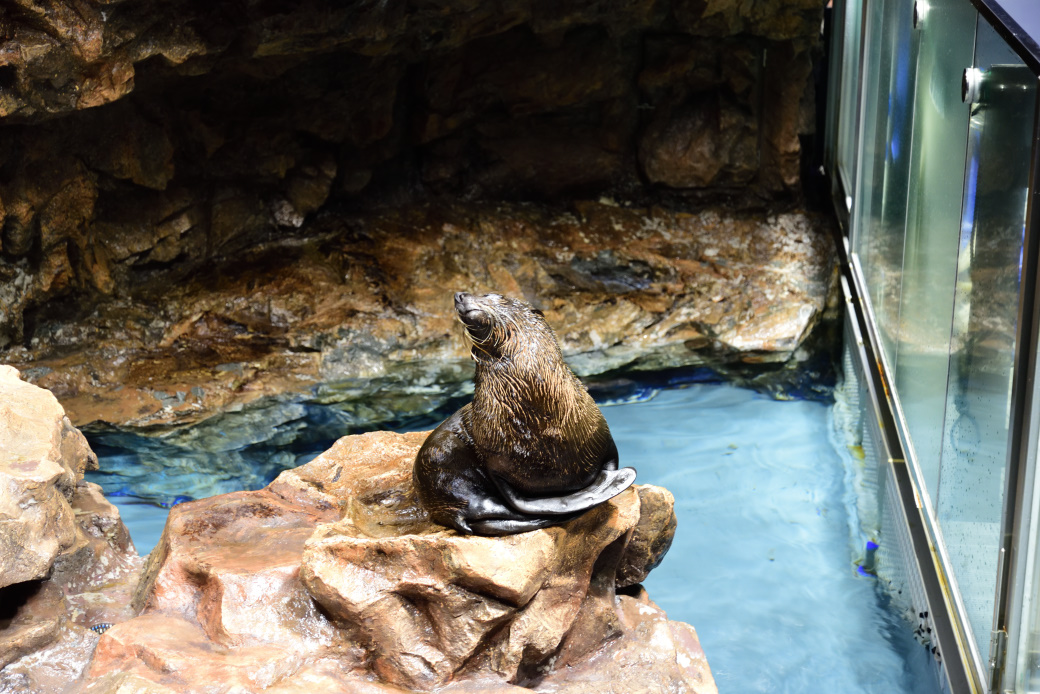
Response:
[[413, 292, 637, 535]]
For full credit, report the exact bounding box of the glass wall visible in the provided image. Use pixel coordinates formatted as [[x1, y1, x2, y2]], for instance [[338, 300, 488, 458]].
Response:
[[836, 0, 865, 204], [839, 0, 1040, 686], [851, 0, 918, 370], [893, 0, 976, 506], [937, 18, 1035, 663]]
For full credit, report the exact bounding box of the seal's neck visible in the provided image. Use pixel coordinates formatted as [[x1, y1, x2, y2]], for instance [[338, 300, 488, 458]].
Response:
[[472, 342, 581, 427]]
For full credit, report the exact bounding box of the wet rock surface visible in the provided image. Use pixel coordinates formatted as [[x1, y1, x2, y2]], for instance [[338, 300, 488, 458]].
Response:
[[0, 369, 143, 694], [82, 429, 710, 693], [1, 0, 827, 442], [6, 201, 837, 444], [0, 364, 97, 587]]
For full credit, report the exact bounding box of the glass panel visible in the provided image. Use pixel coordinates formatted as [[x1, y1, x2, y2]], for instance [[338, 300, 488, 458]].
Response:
[[836, 0, 865, 203], [823, 0, 845, 177], [938, 19, 1034, 661], [894, 0, 976, 502], [851, 0, 918, 368]]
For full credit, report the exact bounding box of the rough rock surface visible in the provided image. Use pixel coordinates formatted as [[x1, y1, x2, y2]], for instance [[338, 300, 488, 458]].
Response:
[[84, 429, 712, 693], [0, 368, 143, 694], [1, 0, 828, 440], [0, 364, 98, 587], [7, 202, 837, 448]]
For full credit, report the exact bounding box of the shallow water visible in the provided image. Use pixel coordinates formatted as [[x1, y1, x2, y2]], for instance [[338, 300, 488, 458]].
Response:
[[603, 385, 941, 694], [93, 383, 941, 693]]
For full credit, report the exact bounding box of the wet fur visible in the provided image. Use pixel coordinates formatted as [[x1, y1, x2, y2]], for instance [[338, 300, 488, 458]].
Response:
[[413, 293, 631, 535]]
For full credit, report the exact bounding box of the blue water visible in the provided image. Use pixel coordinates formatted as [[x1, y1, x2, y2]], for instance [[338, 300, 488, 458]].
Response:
[[603, 385, 941, 694], [93, 383, 941, 693]]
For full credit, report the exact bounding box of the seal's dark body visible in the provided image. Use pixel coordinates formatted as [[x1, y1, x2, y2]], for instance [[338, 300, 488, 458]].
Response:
[[413, 292, 635, 535]]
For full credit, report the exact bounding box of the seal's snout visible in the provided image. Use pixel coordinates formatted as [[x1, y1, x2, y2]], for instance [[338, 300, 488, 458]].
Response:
[[454, 291, 474, 314], [455, 291, 485, 328]]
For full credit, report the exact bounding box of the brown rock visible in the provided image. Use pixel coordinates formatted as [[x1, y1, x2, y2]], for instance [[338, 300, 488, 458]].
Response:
[[9, 202, 835, 439], [301, 491, 639, 689], [0, 368, 143, 693], [0, 0, 823, 367], [0, 365, 97, 588], [674, 0, 824, 40], [639, 98, 758, 189], [131, 488, 340, 648], [760, 41, 816, 193], [534, 589, 717, 694], [616, 485, 678, 588], [54, 482, 145, 629], [83, 429, 714, 693], [0, 580, 67, 670], [84, 673, 179, 694], [0, 621, 101, 694]]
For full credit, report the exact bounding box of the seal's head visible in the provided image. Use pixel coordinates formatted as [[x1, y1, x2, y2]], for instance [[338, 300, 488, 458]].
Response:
[[454, 292, 557, 362]]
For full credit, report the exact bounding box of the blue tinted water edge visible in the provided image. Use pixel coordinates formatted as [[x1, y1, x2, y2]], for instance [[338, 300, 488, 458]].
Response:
[[91, 381, 940, 694], [602, 385, 941, 694]]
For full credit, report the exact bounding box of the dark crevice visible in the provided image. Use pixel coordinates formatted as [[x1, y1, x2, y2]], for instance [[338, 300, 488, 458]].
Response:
[[0, 580, 45, 628]]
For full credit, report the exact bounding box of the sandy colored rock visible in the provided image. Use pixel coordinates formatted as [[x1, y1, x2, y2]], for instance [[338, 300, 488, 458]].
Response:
[[53, 482, 144, 630], [533, 589, 717, 694], [9, 202, 835, 448], [0, 369, 143, 693], [131, 488, 340, 649], [301, 491, 639, 690], [0, 622, 100, 694], [616, 485, 678, 588], [0, 365, 98, 587], [0, 580, 67, 670], [83, 429, 714, 693]]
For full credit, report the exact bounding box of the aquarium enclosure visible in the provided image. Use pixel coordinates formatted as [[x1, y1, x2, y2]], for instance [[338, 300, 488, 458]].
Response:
[[825, 0, 1040, 691]]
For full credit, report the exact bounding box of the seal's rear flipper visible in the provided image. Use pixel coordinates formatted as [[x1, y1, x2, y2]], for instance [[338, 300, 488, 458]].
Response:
[[470, 517, 562, 535], [493, 467, 637, 516]]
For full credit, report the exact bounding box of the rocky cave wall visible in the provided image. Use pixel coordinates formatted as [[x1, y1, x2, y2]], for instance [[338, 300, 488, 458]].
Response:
[[0, 0, 829, 432]]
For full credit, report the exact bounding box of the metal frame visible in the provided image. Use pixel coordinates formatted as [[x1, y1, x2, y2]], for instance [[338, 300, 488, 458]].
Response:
[[970, 0, 1040, 74], [839, 255, 979, 693], [989, 75, 1040, 693], [827, 2, 1040, 691]]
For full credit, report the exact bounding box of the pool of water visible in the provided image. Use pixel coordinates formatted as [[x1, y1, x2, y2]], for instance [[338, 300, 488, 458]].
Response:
[[91, 383, 941, 693], [603, 385, 941, 694]]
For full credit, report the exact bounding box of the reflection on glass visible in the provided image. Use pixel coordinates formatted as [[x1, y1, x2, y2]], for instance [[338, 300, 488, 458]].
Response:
[[837, 0, 864, 197], [894, 0, 976, 501], [938, 34, 1033, 660], [851, 0, 917, 368]]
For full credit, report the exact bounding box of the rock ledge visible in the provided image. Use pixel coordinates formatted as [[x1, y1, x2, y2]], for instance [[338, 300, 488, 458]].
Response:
[[87, 430, 716, 693]]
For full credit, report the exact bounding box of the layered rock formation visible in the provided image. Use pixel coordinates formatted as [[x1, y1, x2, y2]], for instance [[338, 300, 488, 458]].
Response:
[[1, 367, 714, 693], [0, 0, 830, 441], [86, 430, 712, 693], [7, 202, 837, 440], [0, 367, 143, 693]]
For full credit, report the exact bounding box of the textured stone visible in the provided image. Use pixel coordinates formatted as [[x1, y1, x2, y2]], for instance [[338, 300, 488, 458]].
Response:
[[640, 98, 759, 188], [302, 491, 639, 689], [82, 429, 714, 693], [0, 580, 67, 670], [8, 202, 836, 445], [616, 485, 678, 588], [0, 368, 143, 693], [0, 0, 825, 392], [534, 588, 717, 694], [0, 622, 101, 694], [0, 365, 97, 587]]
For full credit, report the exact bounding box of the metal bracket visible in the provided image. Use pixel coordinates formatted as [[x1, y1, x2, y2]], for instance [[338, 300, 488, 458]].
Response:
[[988, 628, 1008, 692]]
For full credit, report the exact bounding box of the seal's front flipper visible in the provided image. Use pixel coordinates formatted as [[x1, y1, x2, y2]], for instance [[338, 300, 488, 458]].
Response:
[[493, 467, 637, 516], [469, 517, 563, 536]]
